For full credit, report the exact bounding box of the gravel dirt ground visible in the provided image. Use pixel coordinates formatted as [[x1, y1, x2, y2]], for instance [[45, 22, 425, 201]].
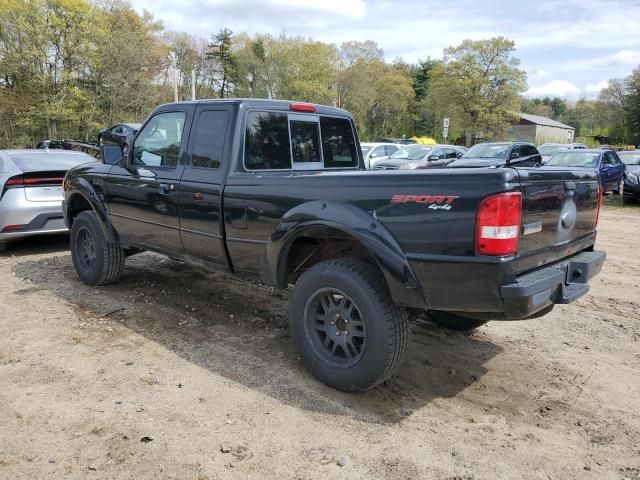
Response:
[[1, 198, 639, 480]]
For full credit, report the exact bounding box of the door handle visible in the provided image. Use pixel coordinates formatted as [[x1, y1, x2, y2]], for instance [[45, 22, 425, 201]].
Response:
[[159, 183, 174, 194]]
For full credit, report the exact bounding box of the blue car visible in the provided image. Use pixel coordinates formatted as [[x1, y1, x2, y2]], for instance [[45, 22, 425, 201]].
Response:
[[545, 149, 625, 194]]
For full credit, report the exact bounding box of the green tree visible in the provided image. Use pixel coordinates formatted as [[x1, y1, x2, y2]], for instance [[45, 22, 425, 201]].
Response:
[[428, 37, 527, 145], [207, 28, 239, 98], [624, 69, 640, 144]]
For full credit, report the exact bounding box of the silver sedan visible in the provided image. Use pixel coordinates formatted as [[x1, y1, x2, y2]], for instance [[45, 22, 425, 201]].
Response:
[[0, 149, 97, 252]]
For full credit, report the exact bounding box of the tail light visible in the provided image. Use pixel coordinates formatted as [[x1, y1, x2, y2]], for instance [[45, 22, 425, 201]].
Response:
[[476, 192, 523, 256], [3, 173, 65, 198], [595, 185, 603, 228], [7, 176, 65, 186]]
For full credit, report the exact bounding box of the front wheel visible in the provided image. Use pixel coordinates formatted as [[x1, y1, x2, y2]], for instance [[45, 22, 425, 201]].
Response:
[[289, 258, 409, 391], [70, 210, 125, 285], [429, 311, 488, 332]]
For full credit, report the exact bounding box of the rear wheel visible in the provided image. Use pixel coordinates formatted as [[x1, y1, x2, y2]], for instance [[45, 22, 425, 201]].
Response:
[[429, 311, 488, 332], [289, 258, 408, 391], [613, 179, 623, 195], [70, 210, 124, 285]]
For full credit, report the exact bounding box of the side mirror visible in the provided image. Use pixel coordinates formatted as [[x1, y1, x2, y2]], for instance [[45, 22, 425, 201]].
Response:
[[101, 144, 123, 165], [370, 152, 379, 158], [428, 155, 440, 161], [509, 152, 520, 160]]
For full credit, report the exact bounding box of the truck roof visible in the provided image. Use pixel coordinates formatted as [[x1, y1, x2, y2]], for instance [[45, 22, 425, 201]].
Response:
[[156, 98, 352, 118]]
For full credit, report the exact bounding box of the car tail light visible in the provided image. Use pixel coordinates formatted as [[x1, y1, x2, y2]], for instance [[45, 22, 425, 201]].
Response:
[[595, 185, 603, 228], [476, 192, 522, 256], [5, 174, 64, 187], [290, 103, 316, 113], [5, 175, 24, 186], [1, 224, 26, 232]]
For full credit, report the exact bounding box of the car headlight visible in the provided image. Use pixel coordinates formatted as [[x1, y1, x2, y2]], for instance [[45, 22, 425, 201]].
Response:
[[627, 173, 639, 184]]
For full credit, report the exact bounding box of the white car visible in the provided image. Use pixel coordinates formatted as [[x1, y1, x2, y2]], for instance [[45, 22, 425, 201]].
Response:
[[0, 149, 97, 252], [360, 142, 401, 169], [538, 143, 588, 164]]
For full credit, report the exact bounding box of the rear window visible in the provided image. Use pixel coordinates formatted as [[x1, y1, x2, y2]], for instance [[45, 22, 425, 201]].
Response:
[[9, 152, 96, 172], [244, 111, 358, 170], [320, 116, 358, 168]]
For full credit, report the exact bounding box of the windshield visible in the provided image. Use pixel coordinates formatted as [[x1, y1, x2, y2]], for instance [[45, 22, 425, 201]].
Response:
[[389, 146, 433, 161], [360, 145, 372, 155], [462, 143, 510, 159], [618, 151, 640, 165], [546, 152, 599, 168], [538, 145, 567, 156]]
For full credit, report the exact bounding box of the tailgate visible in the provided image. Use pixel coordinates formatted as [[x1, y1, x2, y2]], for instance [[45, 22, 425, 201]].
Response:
[[515, 167, 599, 274]]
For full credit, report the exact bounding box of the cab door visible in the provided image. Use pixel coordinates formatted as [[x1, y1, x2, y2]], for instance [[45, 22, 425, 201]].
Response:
[[178, 105, 234, 266], [106, 108, 192, 253]]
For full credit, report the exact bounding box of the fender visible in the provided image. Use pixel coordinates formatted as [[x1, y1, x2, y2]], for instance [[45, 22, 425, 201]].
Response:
[[64, 176, 118, 243], [265, 200, 426, 309]]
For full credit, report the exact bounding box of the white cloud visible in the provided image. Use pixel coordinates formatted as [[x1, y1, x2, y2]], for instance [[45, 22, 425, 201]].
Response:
[[610, 49, 640, 65], [525, 80, 581, 98], [585, 80, 608, 93], [535, 69, 551, 77], [272, 0, 366, 18]]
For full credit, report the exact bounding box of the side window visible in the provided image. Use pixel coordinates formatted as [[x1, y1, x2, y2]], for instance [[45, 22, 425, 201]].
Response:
[[509, 145, 522, 159], [290, 118, 322, 169], [523, 145, 539, 157], [385, 145, 399, 156], [429, 148, 443, 159], [191, 110, 229, 169], [132, 112, 186, 168], [602, 153, 613, 165], [611, 152, 621, 165], [245, 111, 291, 170], [444, 148, 459, 159], [320, 116, 358, 168], [371, 146, 386, 157]]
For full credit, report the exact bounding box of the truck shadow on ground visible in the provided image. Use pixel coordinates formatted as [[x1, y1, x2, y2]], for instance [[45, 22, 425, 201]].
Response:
[[14, 250, 502, 424]]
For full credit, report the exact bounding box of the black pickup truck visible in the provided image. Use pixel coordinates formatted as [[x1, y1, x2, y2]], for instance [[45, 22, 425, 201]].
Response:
[[63, 99, 606, 391]]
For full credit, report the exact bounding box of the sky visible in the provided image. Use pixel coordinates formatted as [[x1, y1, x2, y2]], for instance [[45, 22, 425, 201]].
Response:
[[132, 0, 640, 100]]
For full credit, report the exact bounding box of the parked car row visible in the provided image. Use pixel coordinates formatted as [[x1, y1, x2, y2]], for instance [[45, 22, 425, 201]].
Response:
[[365, 140, 631, 197]]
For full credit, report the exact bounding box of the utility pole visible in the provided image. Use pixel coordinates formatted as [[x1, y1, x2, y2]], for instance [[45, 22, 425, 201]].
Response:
[[169, 52, 178, 102], [191, 69, 196, 101]]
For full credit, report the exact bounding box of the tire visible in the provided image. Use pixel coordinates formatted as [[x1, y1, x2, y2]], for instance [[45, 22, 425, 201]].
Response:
[[623, 195, 636, 205], [70, 210, 124, 286], [0, 242, 7, 253], [289, 258, 409, 392], [613, 180, 623, 195], [429, 311, 488, 332]]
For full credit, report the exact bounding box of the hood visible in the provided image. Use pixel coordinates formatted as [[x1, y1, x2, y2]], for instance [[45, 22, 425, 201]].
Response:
[[374, 158, 423, 169], [446, 157, 504, 168]]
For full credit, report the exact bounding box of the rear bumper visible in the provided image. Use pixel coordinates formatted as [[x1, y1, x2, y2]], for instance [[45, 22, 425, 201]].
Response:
[[0, 190, 67, 243], [500, 250, 606, 319], [408, 247, 605, 320]]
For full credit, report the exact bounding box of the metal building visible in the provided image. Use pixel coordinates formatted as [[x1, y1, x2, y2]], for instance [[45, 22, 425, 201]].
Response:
[[508, 113, 575, 144]]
